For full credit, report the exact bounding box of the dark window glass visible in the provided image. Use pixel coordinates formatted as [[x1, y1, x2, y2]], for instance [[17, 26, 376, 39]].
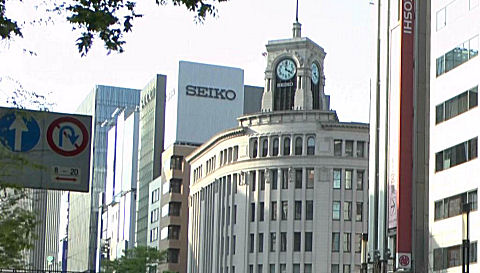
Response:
[[345, 140, 354, 156], [283, 137, 291, 155], [260, 170, 265, 191], [170, 156, 183, 170], [249, 234, 254, 253], [281, 201, 288, 220], [306, 168, 314, 189], [334, 139, 342, 156], [251, 171, 256, 191], [357, 170, 364, 190], [262, 139, 268, 157], [271, 202, 277, 221], [282, 169, 288, 189], [168, 225, 180, 240], [294, 232, 301, 252], [436, 104, 444, 124], [272, 138, 279, 156], [434, 200, 443, 220], [270, 233, 276, 252], [470, 87, 478, 109], [295, 169, 302, 189], [305, 232, 312, 252], [280, 232, 287, 252], [306, 200, 313, 220], [436, 137, 478, 172], [251, 203, 255, 222], [252, 139, 258, 158], [357, 141, 365, 157], [271, 169, 278, 189], [169, 179, 182, 193], [332, 233, 340, 252], [259, 202, 265, 221], [258, 233, 264, 253], [295, 137, 303, 155], [294, 201, 302, 220], [169, 202, 181, 216], [167, 248, 180, 263]]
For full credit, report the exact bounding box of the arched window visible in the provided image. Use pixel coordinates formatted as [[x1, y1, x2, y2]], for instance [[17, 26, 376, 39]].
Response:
[[307, 136, 315, 155], [283, 137, 291, 156], [252, 139, 258, 158], [272, 138, 279, 156], [262, 139, 268, 157], [295, 137, 303, 155]]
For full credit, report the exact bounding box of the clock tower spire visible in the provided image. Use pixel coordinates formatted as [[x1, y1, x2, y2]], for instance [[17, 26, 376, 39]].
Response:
[[261, 14, 329, 112]]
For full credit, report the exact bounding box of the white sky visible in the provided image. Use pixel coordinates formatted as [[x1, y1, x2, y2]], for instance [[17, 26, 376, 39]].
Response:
[[0, 0, 376, 123]]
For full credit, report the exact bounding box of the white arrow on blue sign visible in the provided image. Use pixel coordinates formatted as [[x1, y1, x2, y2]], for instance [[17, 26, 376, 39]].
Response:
[[0, 112, 40, 152]]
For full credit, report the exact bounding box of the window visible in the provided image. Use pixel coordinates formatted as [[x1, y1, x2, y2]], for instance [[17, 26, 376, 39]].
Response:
[[166, 248, 180, 263], [344, 233, 351, 252], [433, 242, 478, 270], [357, 141, 365, 157], [331, 265, 339, 273], [260, 202, 265, 221], [280, 232, 287, 252], [306, 168, 314, 188], [150, 208, 159, 223], [334, 139, 342, 156], [150, 227, 158, 242], [295, 201, 302, 220], [332, 233, 340, 252], [437, 35, 479, 76], [272, 137, 279, 156], [252, 139, 258, 158], [306, 200, 313, 220], [344, 202, 352, 221], [169, 179, 182, 193], [332, 201, 341, 220], [434, 189, 478, 221], [269, 265, 275, 273], [357, 170, 364, 190], [170, 155, 183, 170], [294, 232, 301, 252], [355, 233, 362, 253], [295, 169, 302, 188], [282, 169, 288, 189], [333, 169, 341, 189], [293, 264, 300, 273], [232, 236, 236, 254], [270, 232, 276, 251], [345, 140, 354, 156], [271, 201, 277, 220], [436, 86, 478, 124], [305, 232, 312, 252], [151, 189, 159, 203], [258, 233, 264, 252], [271, 169, 278, 189], [295, 136, 303, 155], [281, 201, 288, 220], [251, 171, 256, 191], [280, 264, 286, 273], [233, 205, 237, 224], [168, 202, 181, 216], [345, 169, 353, 189], [251, 203, 255, 222], [356, 202, 363, 221], [226, 236, 229, 255], [283, 137, 291, 155], [262, 139, 268, 157], [304, 264, 312, 273], [344, 265, 351, 273], [168, 225, 180, 240], [260, 170, 266, 191], [258, 265, 263, 273], [435, 137, 477, 172], [307, 136, 315, 155], [249, 234, 254, 253]]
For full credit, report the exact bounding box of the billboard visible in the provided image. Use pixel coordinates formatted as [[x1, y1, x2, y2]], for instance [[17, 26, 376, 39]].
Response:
[[164, 61, 244, 147], [0, 107, 91, 192], [396, 0, 415, 270]]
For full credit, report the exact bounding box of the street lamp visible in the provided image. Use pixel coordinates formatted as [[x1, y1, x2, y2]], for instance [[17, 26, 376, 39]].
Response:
[[462, 202, 471, 273]]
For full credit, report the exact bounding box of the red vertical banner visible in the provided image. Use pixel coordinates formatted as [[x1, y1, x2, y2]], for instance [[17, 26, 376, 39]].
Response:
[[397, 0, 414, 270]]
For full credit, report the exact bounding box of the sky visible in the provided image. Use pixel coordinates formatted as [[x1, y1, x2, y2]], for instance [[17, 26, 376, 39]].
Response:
[[0, 0, 376, 123]]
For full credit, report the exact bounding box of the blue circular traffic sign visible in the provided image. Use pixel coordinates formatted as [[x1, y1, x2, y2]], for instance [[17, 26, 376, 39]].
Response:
[[0, 112, 40, 152]]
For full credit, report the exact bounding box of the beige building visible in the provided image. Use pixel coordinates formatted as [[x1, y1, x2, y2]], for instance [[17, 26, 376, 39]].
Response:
[[186, 21, 369, 273]]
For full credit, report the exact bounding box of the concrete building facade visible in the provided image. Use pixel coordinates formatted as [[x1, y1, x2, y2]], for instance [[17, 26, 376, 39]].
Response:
[[187, 22, 369, 273]]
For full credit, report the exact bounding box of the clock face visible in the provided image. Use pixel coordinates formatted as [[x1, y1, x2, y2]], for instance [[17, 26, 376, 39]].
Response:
[[276, 59, 296, 81], [311, 63, 319, 85]]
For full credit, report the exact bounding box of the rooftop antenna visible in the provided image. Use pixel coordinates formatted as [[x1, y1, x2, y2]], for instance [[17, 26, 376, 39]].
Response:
[[296, 0, 299, 22], [293, 0, 301, 37]]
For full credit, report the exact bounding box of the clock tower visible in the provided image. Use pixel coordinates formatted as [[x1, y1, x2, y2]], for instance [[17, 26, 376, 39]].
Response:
[[261, 21, 329, 112]]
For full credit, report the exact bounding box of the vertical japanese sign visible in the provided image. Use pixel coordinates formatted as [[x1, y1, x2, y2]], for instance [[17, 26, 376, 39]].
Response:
[[397, 0, 414, 270]]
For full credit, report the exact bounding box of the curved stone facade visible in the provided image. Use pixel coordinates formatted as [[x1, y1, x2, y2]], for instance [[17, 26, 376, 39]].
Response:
[[187, 110, 369, 273]]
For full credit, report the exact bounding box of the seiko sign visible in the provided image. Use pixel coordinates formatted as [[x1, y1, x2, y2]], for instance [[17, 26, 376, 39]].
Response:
[[186, 85, 237, 101]]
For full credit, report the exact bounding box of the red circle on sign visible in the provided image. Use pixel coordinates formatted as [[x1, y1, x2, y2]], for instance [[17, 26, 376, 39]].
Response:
[[47, 117, 89, 157], [399, 255, 410, 266]]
